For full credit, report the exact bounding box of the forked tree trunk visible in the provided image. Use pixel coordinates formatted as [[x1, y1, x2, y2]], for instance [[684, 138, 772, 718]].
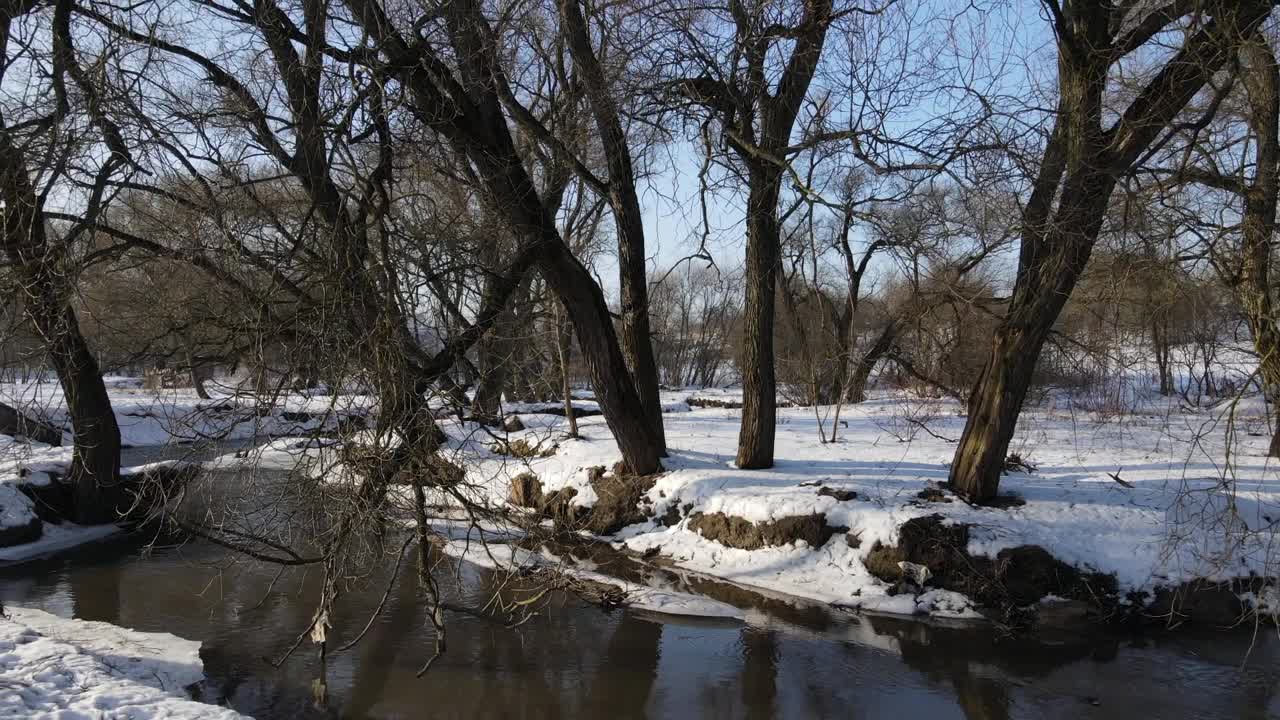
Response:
[[847, 321, 898, 405], [736, 171, 782, 469], [1, 132, 120, 525], [1234, 35, 1280, 458], [559, 0, 666, 454]]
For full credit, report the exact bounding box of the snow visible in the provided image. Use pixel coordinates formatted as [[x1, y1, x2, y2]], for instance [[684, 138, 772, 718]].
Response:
[[0, 378, 370, 559], [0, 607, 248, 718]]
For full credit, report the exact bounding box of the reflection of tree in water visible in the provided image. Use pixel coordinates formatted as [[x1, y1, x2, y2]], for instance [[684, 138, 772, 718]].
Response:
[[69, 560, 120, 622], [341, 562, 422, 718], [740, 627, 778, 720], [864, 616, 1113, 720], [196, 566, 336, 719], [582, 614, 663, 719]]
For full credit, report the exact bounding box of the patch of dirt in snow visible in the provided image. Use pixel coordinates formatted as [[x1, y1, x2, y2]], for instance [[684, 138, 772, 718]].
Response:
[[687, 511, 843, 550]]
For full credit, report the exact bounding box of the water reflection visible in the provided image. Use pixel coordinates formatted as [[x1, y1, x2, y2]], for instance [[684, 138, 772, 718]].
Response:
[[2, 535, 1277, 720]]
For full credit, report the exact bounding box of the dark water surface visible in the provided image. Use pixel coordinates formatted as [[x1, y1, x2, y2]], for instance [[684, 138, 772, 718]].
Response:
[[1, 454, 1277, 719], [4, 536, 1278, 720]]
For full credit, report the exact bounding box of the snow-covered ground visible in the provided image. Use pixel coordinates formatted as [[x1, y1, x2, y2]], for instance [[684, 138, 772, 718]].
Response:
[[431, 389, 1280, 618], [0, 607, 247, 718]]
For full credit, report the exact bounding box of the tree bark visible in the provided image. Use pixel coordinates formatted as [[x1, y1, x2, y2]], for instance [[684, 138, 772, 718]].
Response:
[[1233, 35, 1280, 458], [1152, 316, 1173, 396], [736, 169, 783, 468], [47, 312, 121, 524], [0, 130, 120, 525], [471, 280, 523, 424], [553, 302, 579, 438], [847, 320, 898, 404]]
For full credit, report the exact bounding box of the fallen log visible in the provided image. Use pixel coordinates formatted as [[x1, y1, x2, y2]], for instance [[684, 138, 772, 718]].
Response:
[[0, 401, 62, 446]]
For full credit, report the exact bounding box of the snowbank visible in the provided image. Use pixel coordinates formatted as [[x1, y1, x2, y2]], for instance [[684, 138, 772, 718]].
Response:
[[0, 607, 247, 718]]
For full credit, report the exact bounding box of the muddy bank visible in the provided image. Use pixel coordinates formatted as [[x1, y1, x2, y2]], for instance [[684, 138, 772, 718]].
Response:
[[687, 512, 841, 550], [508, 466, 656, 536], [4, 464, 196, 551], [863, 514, 1276, 630]]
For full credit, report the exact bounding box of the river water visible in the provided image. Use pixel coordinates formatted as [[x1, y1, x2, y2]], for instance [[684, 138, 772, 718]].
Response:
[[1, 460, 1278, 719]]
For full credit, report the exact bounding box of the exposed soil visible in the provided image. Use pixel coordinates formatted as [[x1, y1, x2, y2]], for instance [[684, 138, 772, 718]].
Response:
[[688, 512, 843, 550], [817, 486, 858, 501], [1147, 579, 1266, 628], [0, 516, 42, 548], [865, 514, 1117, 624], [506, 467, 657, 536]]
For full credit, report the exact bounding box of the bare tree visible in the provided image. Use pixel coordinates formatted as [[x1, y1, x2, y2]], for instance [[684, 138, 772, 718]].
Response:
[[1, 0, 126, 522], [949, 0, 1272, 502], [664, 0, 838, 468]]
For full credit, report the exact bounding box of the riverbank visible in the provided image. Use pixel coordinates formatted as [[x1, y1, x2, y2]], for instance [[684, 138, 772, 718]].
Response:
[[0, 606, 246, 718], [427, 390, 1280, 628], [0, 377, 358, 563], [4, 378, 1279, 629]]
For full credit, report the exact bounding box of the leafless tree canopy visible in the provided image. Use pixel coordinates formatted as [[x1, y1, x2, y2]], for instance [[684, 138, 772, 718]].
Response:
[[4, 0, 1280, 662]]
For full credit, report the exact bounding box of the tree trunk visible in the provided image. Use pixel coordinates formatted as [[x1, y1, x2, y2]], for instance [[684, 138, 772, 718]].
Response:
[[471, 252, 528, 424], [553, 302, 579, 438], [185, 348, 212, 400], [736, 170, 782, 469], [1152, 316, 1173, 396], [949, 166, 1115, 501], [848, 320, 898, 404], [949, 326, 1049, 501], [559, 0, 665, 454], [471, 326, 511, 424], [27, 303, 121, 524], [355, 0, 664, 474], [947, 1, 1264, 501], [539, 238, 662, 473], [1236, 35, 1280, 458], [950, 137, 1114, 501], [0, 401, 63, 446], [1, 135, 120, 525]]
